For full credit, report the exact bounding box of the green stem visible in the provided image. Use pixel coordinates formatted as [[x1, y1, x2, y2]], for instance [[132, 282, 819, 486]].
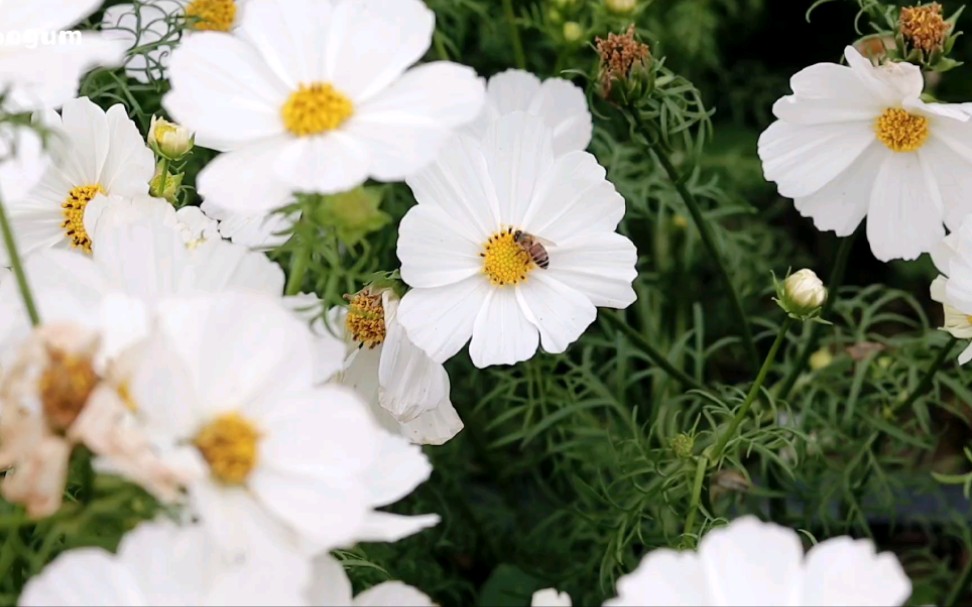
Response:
[[0, 194, 39, 326], [625, 110, 758, 371], [501, 0, 527, 69], [156, 157, 169, 199], [285, 245, 310, 296], [945, 541, 972, 607], [777, 233, 855, 400], [600, 311, 706, 392], [682, 455, 708, 536], [709, 317, 794, 464], [893, 335, 958, 415]]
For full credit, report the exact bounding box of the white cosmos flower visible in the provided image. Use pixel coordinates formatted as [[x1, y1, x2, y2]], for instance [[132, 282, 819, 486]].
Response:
[[19, 519, 310, 606], [531, 588, 572, 606], [467, 69, 593, 155], [308, 554, 435, 606], [0, 195, 286, 363], [930, 217, 972, 364], [163, 0, 486, 214], [0, 0, 126, 111], [333, 287, 463, 446], [397, 112, 638, 368], [201, 198, 297, 249], [128, 292, 437, 556], [758, 46, 972, 262], [604, 516, 911, 606], [103, 0, 251, 84], [5, 97, 154, 257]]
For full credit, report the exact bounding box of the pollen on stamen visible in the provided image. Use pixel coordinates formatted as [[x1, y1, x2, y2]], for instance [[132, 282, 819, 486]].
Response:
[[875, 108, 929, 153], [185, 0, 237, 32], [61, 184, 105, 254], [194, 412, 261, 485], [900, 3, 951, 54], [482, 228, 534, 287], [281, 83, 354, 137], [345, 289, 386, 349]]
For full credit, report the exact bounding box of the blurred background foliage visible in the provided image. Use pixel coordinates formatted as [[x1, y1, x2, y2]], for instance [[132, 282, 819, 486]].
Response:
[[15, 1, 972, 606]]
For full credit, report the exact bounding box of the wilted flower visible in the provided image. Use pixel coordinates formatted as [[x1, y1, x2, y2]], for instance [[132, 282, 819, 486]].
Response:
[[595, 25, 651, 100], [900, 3, 951, 54]]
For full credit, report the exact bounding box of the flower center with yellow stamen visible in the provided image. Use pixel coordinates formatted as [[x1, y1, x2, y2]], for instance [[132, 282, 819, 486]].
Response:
[[61, 184, 105, 253], [875, 108, 929, 152], [281, 83, 354, 137], [185, 0, 237, 32], [194, 412, 261, 485], [900, 3, 950, 54], [38, 348, 100, 433], [481, 228, 533, 287], [345, 290, 386, 348]]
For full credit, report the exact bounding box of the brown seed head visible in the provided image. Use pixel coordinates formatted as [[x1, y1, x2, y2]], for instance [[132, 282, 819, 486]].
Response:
[[595, 24, 650, 98], [900, 3, 951, 54]]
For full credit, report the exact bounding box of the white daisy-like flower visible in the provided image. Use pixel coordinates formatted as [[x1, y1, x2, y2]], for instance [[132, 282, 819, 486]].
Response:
[[0, 0, 127, 111], [163, 0, 486, 214], [0, 195, 286, 362], [930, 217, 972, 364], [201, 199, 297, 249], [467, 69, 593, 155], [6, 97, 154, 257], [127, 292, 437, 556], [397, 111, 638, 368], [102, 0, 250, 84], [19, 519, 310, 606], [308, 554, 435, 606], [531, 588, 572, 607], [758, 46, 972, 262], [604, 516, 911, 606], [333, 287, 462, 446]]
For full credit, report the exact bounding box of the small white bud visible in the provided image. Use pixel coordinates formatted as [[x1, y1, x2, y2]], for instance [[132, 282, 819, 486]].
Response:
[[148, 116, 194, 160], [779, 269, 827, 318]]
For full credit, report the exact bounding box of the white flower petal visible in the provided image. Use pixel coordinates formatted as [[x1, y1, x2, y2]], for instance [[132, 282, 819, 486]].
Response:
[[196, 138, 296, 214], [773, 61, 883, 124], [866, 152, 945, 261], [516, 274, 596, 354], [480, 111, 556, 225], [353, 511, 440, 543], [927, 120, 972, 230], [353, 582, 435, 607], [469, 287, 539, 367], [273, 133, 371, 195], [531, 588, 573, 607], [18, 549, 149, 606], [363, 431, 432, 507], [603, 550, 706, 606], [308, 554, 355, 606], [534, 78, 593, 154], [800, 537, 911, 606], [100, 104, 155, 195], [0, 126, 48, 202], [792, 143, 883, 237], [1, 0, 103, 31], [236, 0, 331, 88], [758, 119, 874, 199], [543, 231, 637, 309], [202, 200, 297, 249], [58, 97, 111, 183], [398, 278, 489, 363], [347, 62, 486, 181], [397, 205, 482, 289], [398, 400, 464, 446]]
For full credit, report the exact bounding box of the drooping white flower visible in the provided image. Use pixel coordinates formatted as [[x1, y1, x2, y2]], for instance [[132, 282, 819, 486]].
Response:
[[19, 519, 310, 606], [531, 588, 572, 607], [333, 287, 462, 446], [163, 0, 486, 215], [5, 97, 154, 257], [0, 0, 127, 111], [308, 554, 435, 606], [0, 195, 285, 361], [604, 516, 911, 606], [397, 111, 637, 368], [127, 292, 437, 556], [931, 217, 972, 364], [467, 69, 592, 155], [758, 46, 972, 262], [0, 323, 189, 518], [103, 0, 251, 84]]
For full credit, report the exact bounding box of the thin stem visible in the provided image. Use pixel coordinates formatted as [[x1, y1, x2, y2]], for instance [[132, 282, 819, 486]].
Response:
[[945, 542, 972, 607], [600, 311, 706, 392], [893, 335, 958, 415], [501, 0, 527, 69], [0, 193, 39, 326], [625, 109, 758, 371], [777, 233, 855, 400], [155, 157, 170, 200], [682, 455, 708, 537], [285, 245, 310, 296], [709, 317, 794, 464]]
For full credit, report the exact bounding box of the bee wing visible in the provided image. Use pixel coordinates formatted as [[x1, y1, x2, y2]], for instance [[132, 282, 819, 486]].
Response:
[[535, 234, 557, 248]]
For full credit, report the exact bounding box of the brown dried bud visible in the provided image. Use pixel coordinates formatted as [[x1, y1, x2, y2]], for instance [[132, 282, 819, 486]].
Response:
[[900, 3, 951, 54], [595, 24, 651, 99]]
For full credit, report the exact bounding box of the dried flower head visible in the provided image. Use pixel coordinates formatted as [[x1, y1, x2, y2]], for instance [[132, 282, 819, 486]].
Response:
[[900, 3, 951, 54], [595, 24, 650, 98]]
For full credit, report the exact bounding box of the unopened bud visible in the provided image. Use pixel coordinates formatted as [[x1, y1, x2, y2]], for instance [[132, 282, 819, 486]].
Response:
[[900, 3, 950, 54], [777, 269, 826, 319], [594, 25, 652, 101], [149, 162, 183, 203], [148, 116, 194, 160], [605, 0, 637, 15], [563, 21, 583, 43], [671, 433, 694, 458], [809, 347, 833, 371]]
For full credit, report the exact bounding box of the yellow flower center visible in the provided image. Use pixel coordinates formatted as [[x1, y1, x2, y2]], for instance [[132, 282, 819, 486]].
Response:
[[38, 348, 100, 433], [875, 108, 929, 153], [281, 83, 354, 137], [345, 290, 386, 348], [481, 228, 534, 287], [61, 184, 105, 253], [900, 3, 950, 54], [185, 0, 237, 32], [194, 412, 261, 485]]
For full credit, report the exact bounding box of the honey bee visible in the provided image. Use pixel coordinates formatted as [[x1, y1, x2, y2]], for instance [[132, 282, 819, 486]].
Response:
[[513, 230, 553, 269]]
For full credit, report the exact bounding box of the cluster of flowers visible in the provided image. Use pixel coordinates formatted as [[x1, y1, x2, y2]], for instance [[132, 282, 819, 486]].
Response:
[[0, 0, 948, 604]]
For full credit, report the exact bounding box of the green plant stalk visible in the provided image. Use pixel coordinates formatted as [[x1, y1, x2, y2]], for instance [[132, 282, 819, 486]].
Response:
[[285, 245, 310, 296], [600, 311, 706, 392], [946, 540, 972, 607], [156, 157, 170, 199], [501, 0, 526, 69], [892, 334, 958, 415], [0, 193, 39, 326], [709, 316, 794, 464], [776, 233, 855, 400], [625, 110, 758, 371], [682, 455, 709, 536]]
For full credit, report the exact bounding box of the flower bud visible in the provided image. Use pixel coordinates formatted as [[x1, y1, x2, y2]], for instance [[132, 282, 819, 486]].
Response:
[[313, 186, 390, 246], [776, 269, 826, 319], [809, 347, 833, 371], [562, 21, 583, 43], [605, 0, 636, 15], [670, 433, 694, 458], [148, 116, 194, 160], [149, 162, 183, 203], [594, 25, 652, 102]]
